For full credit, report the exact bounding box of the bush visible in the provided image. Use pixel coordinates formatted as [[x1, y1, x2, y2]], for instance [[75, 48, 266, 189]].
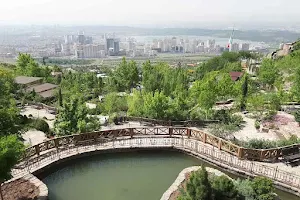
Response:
[[35, 119, 50, 133], [240, 135, 300, 149], [42, 116, 48, 120], [28, 114, 33, 118], [212, 175, 239, 200], [255, 120, 260, 129]]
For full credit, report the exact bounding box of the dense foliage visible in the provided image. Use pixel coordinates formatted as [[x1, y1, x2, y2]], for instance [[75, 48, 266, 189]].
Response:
[[178, 167, 276, 200], [239, 135, 300, 149], [54, 97, 101, 135], [0, 67, 21, 136], [178, 166, 212, 200], [0, 135, 24, 182]]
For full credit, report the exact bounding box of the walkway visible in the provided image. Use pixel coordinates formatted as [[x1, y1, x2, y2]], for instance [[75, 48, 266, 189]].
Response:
[[11, 130, 300, 196]]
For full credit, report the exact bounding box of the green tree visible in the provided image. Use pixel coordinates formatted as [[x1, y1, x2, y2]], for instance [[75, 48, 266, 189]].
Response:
[[110, 58, 139, 92], [247, 94, 265, 117], [212, 175, 239, 200], [0, 135, 24, 199], [258, 59, 279, 90], [251, 177, 275, 200], [143, 91, 171, 119], [101, 93, 127, 115], [54, 97, 100, 135], [35, 119, 50, 134], [179, 166, 212, 200], [127, 89, 144, 117], [0, 68, 20, 136], [142, 61, 167, 94], [16, 53, 32, 74], [240, 73, 248, 110]]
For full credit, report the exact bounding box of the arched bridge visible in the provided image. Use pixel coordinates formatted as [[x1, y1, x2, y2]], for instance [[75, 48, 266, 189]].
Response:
[[12, 127, 300, 195]]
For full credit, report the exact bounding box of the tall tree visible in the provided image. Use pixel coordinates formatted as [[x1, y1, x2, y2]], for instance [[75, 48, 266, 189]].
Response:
[[110, 57, 139, 92], [240, 73, 248, 110], [0, 68, 20, 136], [143, 91, 171, 119], [54, 97, 100, 135]]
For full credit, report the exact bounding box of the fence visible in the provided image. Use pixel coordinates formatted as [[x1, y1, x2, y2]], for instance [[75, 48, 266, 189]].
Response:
[[12, 133, 300, 193]]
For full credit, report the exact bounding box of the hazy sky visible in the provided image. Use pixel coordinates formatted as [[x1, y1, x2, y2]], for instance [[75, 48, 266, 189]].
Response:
[[1, 0, 299, 27]]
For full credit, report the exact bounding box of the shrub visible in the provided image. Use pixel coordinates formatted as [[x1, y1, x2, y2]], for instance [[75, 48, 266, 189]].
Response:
[[42, 116, 48, 120], [178, 166, 212, 200], [35, 119, 50, 133], [28, 114, 33, 118], [255, 120, 260, 129], [212, 175, 238, 200], [251, 177, 276, 200]]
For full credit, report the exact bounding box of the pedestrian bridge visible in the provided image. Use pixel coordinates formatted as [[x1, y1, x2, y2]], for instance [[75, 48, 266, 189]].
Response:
[[12, 127, 300, 195]]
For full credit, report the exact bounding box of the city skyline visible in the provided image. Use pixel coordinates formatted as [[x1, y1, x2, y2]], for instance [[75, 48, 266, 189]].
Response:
[[1, 0, 300, 29]]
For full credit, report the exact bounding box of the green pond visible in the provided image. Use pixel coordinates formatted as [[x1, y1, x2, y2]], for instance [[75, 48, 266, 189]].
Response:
[[42, 150, 299, 200]]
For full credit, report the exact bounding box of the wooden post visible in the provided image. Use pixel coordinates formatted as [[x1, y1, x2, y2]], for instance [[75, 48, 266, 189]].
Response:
[[169, 128, 173, 137], [238, 147, 243, 158], [203, 132, 207, 144], [35, 145, 40, 156], [187, 129, 191, 138], [129, 128, 134, 138], [218, 139, 222, 150]]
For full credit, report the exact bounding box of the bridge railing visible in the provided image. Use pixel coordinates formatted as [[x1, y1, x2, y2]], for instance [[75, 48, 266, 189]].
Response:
[[13, 136, 300, 192], [20, 127, 300, 162]]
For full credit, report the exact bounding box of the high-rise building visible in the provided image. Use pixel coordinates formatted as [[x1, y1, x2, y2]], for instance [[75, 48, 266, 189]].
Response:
[[78, 32, 86, 45], [158, 40, 164, 51], [171, 37, 177, 47], [231, 43, 240, 52], [241, 43, 250, 51], [106, 38, 114, 52], [207, 39, 215, 49], [113, 41, 120, 53]]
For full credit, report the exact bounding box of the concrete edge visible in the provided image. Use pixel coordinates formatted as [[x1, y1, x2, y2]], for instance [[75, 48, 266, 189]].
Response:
[[23, 174, 48, 200]]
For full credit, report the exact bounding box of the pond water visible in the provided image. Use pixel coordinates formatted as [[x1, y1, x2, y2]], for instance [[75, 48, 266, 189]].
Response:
[[42, 150, 299, 200]]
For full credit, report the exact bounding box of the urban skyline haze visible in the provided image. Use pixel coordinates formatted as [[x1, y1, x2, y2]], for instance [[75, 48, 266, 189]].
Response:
[[1, 0, 300, 29]]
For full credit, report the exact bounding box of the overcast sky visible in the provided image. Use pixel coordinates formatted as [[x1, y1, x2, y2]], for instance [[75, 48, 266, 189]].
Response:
[[0, 0, 299, 28]]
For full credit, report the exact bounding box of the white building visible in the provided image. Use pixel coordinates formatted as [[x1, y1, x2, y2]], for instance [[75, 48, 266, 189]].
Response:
[[206, 39, 215, 48], [231, 43, 240, 52], [241, 43, 250, 51], [75, 44, 105, 58]]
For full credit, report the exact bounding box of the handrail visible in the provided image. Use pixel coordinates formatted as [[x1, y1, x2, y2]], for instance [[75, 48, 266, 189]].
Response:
[[124, 118, 300, 160], [13, 134, 300, 194], [21, 127, 299, 162]]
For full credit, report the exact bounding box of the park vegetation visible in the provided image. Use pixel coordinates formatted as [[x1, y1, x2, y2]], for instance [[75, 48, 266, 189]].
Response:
[[2, 47, 300, 144], [178, 166, 276, 200]]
